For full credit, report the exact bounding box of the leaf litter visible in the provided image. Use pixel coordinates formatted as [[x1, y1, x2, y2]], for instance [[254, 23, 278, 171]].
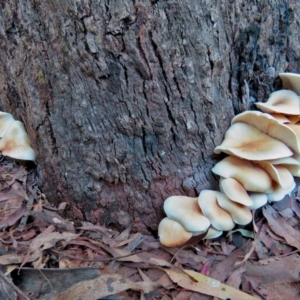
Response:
[[0, 158, 300, 299]]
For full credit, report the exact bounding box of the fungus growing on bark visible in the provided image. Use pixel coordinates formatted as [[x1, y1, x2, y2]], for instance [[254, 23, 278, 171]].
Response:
[[212, 156, 272, 192], [232, 111, 300, 153], [214, 122, 293, 161], [0, 121, 36, 161], [219, 177, 253, 206], [255, 90, 300, 115], [163, 196, 210, 233], [0, 112, 15, 137], [216, 192, 252, 225], [158, 72, 300, 247], [203, 227, 223, 239], [248, 193, 268, 210], [279, 73, 300, 95], [158, 217, 192, 247], [198, 190, 235, 231], [255, 161, 294, 190]]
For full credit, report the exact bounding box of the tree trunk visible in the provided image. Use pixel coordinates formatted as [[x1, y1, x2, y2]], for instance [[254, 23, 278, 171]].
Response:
[[0, 0, 299, 233]]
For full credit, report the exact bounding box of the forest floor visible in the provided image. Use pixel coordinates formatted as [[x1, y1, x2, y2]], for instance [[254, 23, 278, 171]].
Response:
[[0, 158, 300, 300]]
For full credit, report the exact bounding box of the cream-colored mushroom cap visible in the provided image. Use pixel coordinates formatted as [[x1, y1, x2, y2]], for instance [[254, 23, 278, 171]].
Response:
[[219, 177, 253, 206], [0, 121, 36, 161], [279, 73, 300, 95], [267, 157, 300, 177], [0, 112, 15, 138], [214, 122, 292, 160], [158, 217, 192, 247], [255, 161, 294, 190], [216, 192, 252, 225], [248, 193, 268, 210], [269, 113, 291, 124], [198, 190, 235, 231], [232, 111, 300, 153], [266, 181, 296, 202], [287, 115, 300, 124], [255, 90, 300, 115], [204, 227, 223, 240], [212, 156, 272, 193], [164, 196, 210, 232]]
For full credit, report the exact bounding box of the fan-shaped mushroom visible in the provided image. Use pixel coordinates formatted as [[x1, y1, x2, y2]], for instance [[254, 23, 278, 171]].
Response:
[[279, 73, 300, 95], [219, 177, 253, 206], [232, 111, 300, 153], [164, 196, 210, 233], [0, 121, 36, 161], [214, 122, 292, 160], [212, 156, 272, 193], [158, 217, 192, 247], [255, 90, 300, 115], [198, 190, 235, 231], [216, 192, 252, 225]]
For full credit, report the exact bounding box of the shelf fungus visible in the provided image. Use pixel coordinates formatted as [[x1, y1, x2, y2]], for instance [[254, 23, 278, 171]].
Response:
[[158, 72, 300, 247], [0, 112, 35, 161]]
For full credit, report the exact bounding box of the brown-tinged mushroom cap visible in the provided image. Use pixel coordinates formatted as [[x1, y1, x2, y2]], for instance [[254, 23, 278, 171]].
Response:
[[204, 227, 223, 240], [267, 157, 300, 177], [0, 121, 36, 161], [248, 193, 268, 210], [255, 90, 300, 115], [232, 111, 300, 153], [255, 161, 294, 190], [266, 181, 296, 202], [198, 190, 235, 231], [279, 73, 300, 95], [216, 192, 252, 225], [164, 196, 210, 232], [219, 177, 253, 206], [0, 112, 15, 138], [269, 113, 291, 124], [158, 217, 192, 247], [287, 115, 300, 124], [214, 122, 292, 160], [212, 156, 272, 193]]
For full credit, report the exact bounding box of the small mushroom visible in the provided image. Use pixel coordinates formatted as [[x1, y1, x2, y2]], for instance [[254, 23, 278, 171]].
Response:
[[266, 156, 300, 177], [214, 122, 292, 160], [255, 90, 300, 115], [164, 196, 210, 233], [219, 177, 253, 206], [232, 111, 300, 153], [255, 161, 294, 190], [266, 181, 296, 202], [216, 192, 252, 225], [0, 112, 15, 137], [0, 121, 36, 161], [269, 113, 291, 124], [203, 227, 223, 239], [158, 217, 192, 247], [248, 193, 268, 210], [198, 190, 235, 231], [212, 156, 272, 193], [279, 73, 300, 95]]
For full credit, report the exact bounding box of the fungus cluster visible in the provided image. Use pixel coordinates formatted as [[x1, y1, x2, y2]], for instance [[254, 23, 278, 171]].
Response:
[[0, 112, 35, 161], [159, 72, 300, 247]]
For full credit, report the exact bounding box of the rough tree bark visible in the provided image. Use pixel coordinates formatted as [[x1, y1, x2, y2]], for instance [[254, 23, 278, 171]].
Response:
[[0, 1, 299, 233]]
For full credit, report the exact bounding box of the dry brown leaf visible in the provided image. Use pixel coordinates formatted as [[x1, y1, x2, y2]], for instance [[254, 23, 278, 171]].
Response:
[[209, 246, 245, 282], [226, 265, 246, 289], [53, 274, 161, 300], [0, 253, 25, 265], [263, 205, 300, 249], [11, 182, 29, 200], [0, 202, 27, 229], [21, 231, 79, 268], [161, 267, 256, 299]]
